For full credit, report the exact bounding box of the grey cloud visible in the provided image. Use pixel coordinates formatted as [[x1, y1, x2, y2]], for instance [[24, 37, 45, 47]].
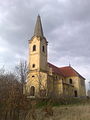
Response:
[[0, 0, 90, 90]]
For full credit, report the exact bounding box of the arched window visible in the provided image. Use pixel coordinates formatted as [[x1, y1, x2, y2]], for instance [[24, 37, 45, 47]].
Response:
[[30, 86, 35, 96], [32, 64, 35, 68], [69, 79, 72, 84], [33, 45, 36, 51], [42, 45, 45, 52]]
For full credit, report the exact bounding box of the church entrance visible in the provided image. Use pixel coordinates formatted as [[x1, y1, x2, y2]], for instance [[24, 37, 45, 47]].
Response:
[[74, 90, 78, 97], [30, 86, 35, 96]]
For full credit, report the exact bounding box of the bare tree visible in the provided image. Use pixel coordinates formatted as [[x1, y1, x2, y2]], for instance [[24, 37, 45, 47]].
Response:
[[32, 70, 47, 97], [15, 60, 27, 83], [0, 66, 5, 75], [0, 68, 31, 120], [15, 60, 28, 93]]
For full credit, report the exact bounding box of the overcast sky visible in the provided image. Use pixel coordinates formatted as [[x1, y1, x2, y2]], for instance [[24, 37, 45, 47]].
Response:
[[0, 0, 90, 90]]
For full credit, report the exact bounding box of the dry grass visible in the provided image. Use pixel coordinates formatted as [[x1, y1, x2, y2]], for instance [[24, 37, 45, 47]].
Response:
[[35, 104, 90, 120], [1, 98, 90, 120]]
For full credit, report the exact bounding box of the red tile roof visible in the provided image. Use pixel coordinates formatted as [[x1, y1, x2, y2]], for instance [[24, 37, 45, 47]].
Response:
[[48, 62, 85, 80], [59, 66, 85, 79], [59, 66, 78, 77], [48, 63, 63, 76]]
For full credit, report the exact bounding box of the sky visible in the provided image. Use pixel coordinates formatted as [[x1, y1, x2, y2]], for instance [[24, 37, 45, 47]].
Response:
[[0, 0, 90, 90]]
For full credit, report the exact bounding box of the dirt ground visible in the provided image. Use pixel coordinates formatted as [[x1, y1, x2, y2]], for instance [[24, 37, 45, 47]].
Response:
[[31, 105, 90, 120]]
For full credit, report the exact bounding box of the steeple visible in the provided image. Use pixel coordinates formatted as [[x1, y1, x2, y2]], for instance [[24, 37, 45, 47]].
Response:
[[34, 15, 44, 38]]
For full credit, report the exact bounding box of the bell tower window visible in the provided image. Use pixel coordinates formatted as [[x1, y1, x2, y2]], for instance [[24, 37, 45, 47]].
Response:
[[42, 45, 45, 52], [32, 64, 35, 68], [33, 45, 36, 51]]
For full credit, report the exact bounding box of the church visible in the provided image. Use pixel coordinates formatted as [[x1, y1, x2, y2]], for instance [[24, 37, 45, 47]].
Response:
[[25, 15, 86, 98]]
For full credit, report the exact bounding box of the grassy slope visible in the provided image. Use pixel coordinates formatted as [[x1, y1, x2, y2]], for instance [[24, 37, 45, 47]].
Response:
[[36, 104, 90, 120]]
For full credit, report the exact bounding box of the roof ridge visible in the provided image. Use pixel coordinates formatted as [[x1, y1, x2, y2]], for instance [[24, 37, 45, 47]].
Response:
[[59, 66, 71, 69]]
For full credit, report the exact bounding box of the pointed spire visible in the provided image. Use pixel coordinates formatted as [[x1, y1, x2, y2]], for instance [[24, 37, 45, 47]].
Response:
[[34, 15, 44, 38]]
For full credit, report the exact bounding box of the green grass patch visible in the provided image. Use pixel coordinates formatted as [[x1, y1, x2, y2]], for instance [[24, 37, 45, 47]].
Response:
[[35, 97, 90, 108]]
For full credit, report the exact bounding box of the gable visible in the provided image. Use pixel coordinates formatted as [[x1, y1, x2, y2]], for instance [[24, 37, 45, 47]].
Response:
[[48, 62, 85, 80], [59, 66, 85, 80]]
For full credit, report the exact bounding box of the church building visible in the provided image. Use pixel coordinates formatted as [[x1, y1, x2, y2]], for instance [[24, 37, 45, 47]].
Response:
[[25, 15, 86, 98]]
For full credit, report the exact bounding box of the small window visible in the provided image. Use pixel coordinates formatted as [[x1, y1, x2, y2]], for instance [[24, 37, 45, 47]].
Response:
[[33, 45, 36, 51], [32, 64, 35, 68], [32, 75, 35, 77], [69, 79, 72, 84], [42, 46, 45, 52]]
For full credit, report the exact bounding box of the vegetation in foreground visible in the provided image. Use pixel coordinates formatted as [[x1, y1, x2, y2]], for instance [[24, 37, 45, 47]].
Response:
[[0, 65, 90, 120], [36, 104, 90, 120]]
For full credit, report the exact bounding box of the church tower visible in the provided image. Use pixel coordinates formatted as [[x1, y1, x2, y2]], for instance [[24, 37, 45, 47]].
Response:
[[26, 15, 48, 97], [29, 15, 48, 72]]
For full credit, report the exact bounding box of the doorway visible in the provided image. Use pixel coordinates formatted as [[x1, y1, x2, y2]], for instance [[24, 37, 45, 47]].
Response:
[[74, 90, 78, 97], [30, 86, 35, 96]]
